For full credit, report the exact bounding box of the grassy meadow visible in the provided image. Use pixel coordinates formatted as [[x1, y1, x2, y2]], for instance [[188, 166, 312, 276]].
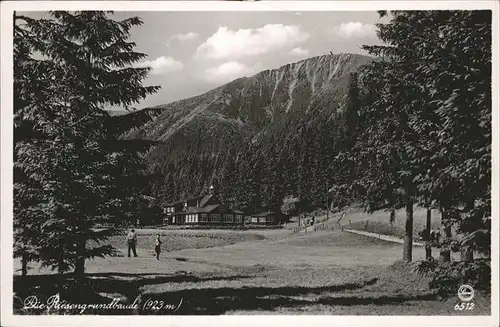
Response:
[[13, 221, 490, 315]]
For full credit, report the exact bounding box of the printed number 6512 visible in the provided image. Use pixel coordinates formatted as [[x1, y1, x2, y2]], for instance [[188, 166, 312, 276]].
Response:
[[454, 302, 475, 311]]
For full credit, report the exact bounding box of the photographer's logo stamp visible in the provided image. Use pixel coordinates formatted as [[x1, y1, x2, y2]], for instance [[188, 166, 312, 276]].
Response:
[[454, 285, 475, 312], [457, 285, 474, 302]]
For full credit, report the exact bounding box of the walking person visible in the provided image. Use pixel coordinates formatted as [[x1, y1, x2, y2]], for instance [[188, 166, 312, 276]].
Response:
[[127, 228, 138, 257], [418, 229, 425, 241], [154, 234, 162, 260], [436, 228, 442, 243]]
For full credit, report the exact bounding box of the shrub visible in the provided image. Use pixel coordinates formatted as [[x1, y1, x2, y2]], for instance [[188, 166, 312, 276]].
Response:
[[416, 258, 491, 298]]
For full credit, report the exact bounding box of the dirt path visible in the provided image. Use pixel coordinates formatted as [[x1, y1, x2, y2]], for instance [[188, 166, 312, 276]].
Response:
[[343, 229, 424, 246]]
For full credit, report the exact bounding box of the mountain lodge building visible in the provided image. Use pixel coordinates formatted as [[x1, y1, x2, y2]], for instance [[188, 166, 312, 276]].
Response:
[[162, 186, 286, 227], [162, 186, 244, 226]]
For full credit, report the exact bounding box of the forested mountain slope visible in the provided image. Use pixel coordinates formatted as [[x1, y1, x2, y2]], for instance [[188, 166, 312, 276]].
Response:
[[120, 53, 372, 211]]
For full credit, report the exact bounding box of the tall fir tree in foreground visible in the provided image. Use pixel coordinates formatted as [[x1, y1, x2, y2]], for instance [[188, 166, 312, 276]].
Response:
[[353, 12, 430, 262], [13, 14, 49, 276], [14, 11, 160, 279]]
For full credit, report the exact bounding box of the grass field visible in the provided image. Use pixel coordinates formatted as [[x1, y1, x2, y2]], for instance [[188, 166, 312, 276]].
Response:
[[100, 229, 275, 253], [13, 225, 490, 315], [295, 206, 443, 239]]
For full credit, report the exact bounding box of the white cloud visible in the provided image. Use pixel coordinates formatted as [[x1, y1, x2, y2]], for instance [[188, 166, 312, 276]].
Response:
[[171, 32, 199, 42], [332, 22, 377, 39], [134, 56, 184, 75], [203, 61, 259, 84], [195, 24, 310, 60], [289, 47, 309, 56]]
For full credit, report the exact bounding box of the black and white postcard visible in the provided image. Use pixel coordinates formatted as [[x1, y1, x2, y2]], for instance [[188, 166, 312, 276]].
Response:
[[1, 1, 499, 326]]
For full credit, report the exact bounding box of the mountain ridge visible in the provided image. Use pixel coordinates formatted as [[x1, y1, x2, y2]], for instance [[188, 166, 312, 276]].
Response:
[[120, 53, 372, 208], [122, 53, 372, 141]]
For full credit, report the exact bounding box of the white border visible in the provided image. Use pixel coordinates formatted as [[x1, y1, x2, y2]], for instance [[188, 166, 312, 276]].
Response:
[[1, 2, 499, 327]]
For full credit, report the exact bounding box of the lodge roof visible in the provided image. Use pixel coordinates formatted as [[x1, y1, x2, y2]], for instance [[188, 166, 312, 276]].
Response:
[[177, 204, 221, 214], [203, 204, 220, 212], [165, 195, 205, 206], [251, 211, 276, 217], [198, 194, 213, 207]]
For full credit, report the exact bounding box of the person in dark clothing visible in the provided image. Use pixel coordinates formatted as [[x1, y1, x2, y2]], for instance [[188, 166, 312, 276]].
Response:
[[154, 234, 162, 260], [435, 229, 441, 243], [430, 229, 435, 242], [127, 229, 138, 257], [418, 229, 425, 241]]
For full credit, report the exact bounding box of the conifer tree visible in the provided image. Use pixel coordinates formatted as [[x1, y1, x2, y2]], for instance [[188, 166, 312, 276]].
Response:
[[345, 10, 491, 279], [346, 11, 445, 262], [14, 11, 160, 279], [13, 14, 50, 276]]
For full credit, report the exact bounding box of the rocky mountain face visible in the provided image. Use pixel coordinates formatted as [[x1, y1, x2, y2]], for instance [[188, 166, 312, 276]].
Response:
[[121, 53, 372, 210]]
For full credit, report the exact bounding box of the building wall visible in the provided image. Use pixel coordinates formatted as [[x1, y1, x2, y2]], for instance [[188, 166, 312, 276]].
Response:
[[209, 213, 221, 223], [163, 212, 279, 227], [248, 215, 280, 225], [250, 216, 271, 224]]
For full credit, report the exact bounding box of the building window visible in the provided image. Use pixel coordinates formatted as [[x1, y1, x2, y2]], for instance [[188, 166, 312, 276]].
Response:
[[223, 214, 234, 223], [251, 217, 258, 223], [200, 213, 208, 222], [235, 215, 242, 223], [211, 214, 221, 223], [258, 217, 266, 223], [186, 214, 199, 223]]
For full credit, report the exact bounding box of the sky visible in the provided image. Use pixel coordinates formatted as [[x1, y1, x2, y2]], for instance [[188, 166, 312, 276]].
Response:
[[25, 10, 384, 110]]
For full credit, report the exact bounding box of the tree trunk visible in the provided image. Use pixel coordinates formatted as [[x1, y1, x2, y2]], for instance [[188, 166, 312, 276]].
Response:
[[58, 243, 65, 274], [460, 199, 475, 262], [326, 183, 329, 221], [21, 249, 28, 277], [403, 199, 414, 262], [74, 238, 86, 281], [439, 208, 451, 262], [425, 207, 432, 259]]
